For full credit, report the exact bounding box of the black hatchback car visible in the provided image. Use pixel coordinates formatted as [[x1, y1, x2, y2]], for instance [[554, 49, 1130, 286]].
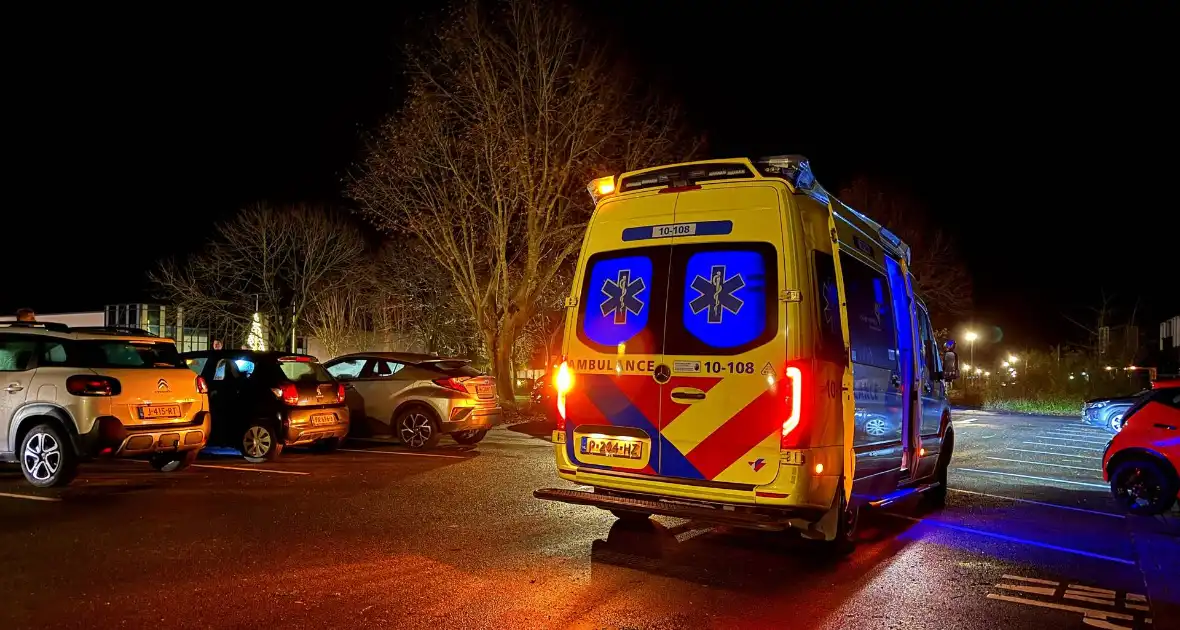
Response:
[[183, 351, 349, 461]]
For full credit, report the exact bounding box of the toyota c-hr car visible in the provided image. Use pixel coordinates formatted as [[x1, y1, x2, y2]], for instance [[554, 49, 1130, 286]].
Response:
[[323, 353, 501, 449], [1, 322, 209, 487]]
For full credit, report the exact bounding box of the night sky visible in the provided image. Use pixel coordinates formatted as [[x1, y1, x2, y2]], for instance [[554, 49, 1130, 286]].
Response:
[[7, 3, 1176, 350]]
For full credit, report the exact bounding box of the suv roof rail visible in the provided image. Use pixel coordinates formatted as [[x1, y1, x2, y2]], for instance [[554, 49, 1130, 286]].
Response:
[[70, 326, 160, 337], [0, 321, 70, 332]]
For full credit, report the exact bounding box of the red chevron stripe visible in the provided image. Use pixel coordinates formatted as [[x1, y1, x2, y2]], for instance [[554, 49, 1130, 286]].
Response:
[[683, 389, 783, 479], [567, 385, 609, 427], [611, 375, 661, 430], [660, 376, 723, 427]]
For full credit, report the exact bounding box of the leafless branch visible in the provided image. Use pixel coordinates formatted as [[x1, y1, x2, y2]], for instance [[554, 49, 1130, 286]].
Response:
[[150, 203, 366, 350], [838, 176, 973, 324], [349, 0, 693, 399]]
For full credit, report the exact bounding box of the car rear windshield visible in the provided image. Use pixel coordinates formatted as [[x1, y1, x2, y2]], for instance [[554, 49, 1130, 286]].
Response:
[[41, 339, 187, 369], [276, 359, 335, 383], [419, 360, 482, 377]]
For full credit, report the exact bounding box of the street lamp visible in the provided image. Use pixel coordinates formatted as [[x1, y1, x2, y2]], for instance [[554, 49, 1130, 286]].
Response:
[[964, 331, 979, 368], [1008, 355, 1019, 364]]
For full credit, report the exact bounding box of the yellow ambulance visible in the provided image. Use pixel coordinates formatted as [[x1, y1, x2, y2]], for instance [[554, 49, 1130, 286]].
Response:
[[534, 156, 957, 550]]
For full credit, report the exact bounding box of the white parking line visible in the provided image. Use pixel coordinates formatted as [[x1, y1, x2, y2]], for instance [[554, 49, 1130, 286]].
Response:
[[1023, 442, 1104, 452], [958, 468, 1109, 489], [986, 594, 1135, 622], [949, 488, 1123, 518], [338, 448, 467, 459], [1046, 428, 1107, 436], [1035, 436, 1110, 445], [1001, 574, 1059, 585], [117, 459, 310, 476], [1007, 448, 1098, 460], [997, 582, 1057, 596], [986, 457, 1103, 473], [191, 464, 309, 476], [0, 491, 61, 502]]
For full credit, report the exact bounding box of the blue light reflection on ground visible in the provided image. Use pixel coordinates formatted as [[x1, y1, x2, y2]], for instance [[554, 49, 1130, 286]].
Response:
[[892, 516, 1136, 566]]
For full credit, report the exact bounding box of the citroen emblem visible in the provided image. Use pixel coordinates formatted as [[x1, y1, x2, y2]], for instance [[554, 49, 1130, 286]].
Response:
[[156, 378, 170, 393]]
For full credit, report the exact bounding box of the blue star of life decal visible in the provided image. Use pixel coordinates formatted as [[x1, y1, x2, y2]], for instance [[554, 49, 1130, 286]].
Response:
[[600, 269, 646, 324], [689, 265, 745, 324]]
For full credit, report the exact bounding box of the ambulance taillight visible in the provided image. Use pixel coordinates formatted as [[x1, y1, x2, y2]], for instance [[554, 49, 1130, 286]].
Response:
[[780, 365, 804, 449], [554, 360, 574, 430]]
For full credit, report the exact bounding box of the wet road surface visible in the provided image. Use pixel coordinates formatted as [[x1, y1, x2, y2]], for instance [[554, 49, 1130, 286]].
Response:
[[1, 411, 1176, 629]]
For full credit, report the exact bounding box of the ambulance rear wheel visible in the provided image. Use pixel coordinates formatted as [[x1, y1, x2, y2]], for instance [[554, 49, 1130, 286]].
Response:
[[821, 493, 858, 555], [610, 509, 651, 523]]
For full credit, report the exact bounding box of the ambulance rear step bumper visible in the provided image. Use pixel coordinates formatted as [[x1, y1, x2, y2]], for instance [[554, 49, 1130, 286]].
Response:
[[534, 487, 807, 531]]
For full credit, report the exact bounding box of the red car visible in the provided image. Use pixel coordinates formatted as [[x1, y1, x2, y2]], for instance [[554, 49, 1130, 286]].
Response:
[[1102, 378, 1180, 515]]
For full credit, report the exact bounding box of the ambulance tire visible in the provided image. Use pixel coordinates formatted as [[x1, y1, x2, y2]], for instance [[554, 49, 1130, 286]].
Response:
[[925, 430, 954, 508], [819, 490, 857, 556], [610, 509, 652, 523]]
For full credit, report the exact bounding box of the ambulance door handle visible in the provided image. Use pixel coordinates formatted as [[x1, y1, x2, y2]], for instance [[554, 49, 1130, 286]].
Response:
[[670, 388, 706, 402]]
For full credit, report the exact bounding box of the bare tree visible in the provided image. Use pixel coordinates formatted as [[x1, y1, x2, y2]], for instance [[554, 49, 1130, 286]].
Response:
[[517, 264, 573, 374], [350, 0, 694, 401], [151, 203, 367, 350], [303, 278, 372, 359], [838, 176, 972, 323], [370, 239, 481, 358]]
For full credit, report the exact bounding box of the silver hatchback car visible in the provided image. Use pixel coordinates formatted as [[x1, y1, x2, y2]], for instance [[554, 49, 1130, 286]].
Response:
[[323, 353, 501, 449]]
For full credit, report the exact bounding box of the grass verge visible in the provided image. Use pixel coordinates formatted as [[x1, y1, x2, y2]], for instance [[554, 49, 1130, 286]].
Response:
[[982, 396, 1082, 417]]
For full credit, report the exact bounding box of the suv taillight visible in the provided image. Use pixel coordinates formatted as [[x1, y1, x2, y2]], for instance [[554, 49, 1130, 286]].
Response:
[[433, 377, 468, 394], [66, 375, 120, 397], [195, 376, 208, 394], [271, 382, 300, 405], [780, 365, 805, 449]]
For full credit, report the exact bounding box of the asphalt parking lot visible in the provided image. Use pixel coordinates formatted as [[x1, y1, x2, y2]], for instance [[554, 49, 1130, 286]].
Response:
[[1, 411, 1177, 630]]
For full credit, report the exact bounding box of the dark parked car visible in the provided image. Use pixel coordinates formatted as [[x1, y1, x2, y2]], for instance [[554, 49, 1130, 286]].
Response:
[[183, 351, 349, 461], [531, 374, 557, 417], [1082, 390, 1146, 433]]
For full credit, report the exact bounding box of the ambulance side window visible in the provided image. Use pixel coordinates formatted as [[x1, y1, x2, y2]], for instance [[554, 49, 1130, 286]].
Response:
[[840, 256, 898, 371], [841, 254, 903, 446], [916, 306, 940, 378], [813, 252, 844, 359]]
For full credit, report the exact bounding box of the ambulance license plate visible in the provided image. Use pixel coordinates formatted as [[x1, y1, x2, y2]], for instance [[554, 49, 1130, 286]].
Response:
[[581, 437, 642, 460]]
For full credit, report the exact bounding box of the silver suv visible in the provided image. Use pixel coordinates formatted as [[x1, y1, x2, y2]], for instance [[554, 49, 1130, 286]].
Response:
[[0, 322, 210, 487]]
